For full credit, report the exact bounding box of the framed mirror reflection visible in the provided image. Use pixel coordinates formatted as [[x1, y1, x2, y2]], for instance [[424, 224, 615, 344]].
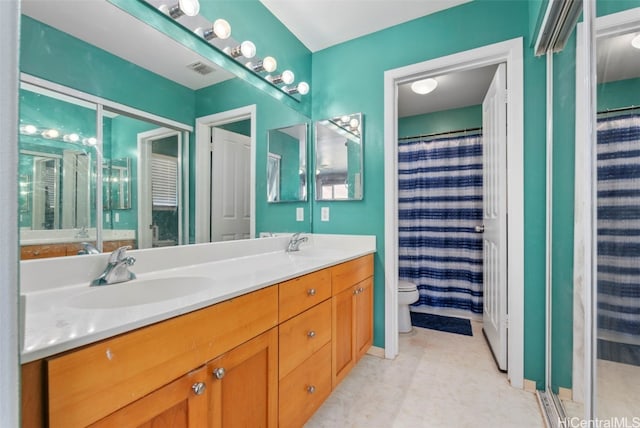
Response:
[[267, 123, 308, 203], [314, 113, 363, 201]]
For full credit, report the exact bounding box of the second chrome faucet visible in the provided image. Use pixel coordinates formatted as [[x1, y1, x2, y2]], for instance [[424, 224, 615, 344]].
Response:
[[91, 246, 136, 286]]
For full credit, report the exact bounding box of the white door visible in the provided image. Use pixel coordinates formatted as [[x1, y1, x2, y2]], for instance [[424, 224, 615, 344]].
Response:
[[210, 127, 251, 241], [482, 63, 508, 371]]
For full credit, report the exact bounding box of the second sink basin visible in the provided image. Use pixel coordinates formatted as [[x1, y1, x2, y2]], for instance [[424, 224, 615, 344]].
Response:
[[68, 276, 213, 309]]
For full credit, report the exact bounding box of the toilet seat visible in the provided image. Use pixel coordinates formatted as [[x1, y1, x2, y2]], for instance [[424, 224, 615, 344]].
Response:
[[398, 280, 417, 291]]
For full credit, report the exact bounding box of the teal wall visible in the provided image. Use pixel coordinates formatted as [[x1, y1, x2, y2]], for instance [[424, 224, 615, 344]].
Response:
[[398, 105, 482, 138], [598, 77, 640, 111], [20, 16, 194, 125], [218, 119, 251, 137], [311, 0, 548, 384], [195, 77, 312, 237]]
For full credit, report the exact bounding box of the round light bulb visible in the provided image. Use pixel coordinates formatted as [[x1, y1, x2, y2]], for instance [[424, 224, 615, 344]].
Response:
[[42, 129, 59, 139], [411, 78, 438, 95], [21, 124, 37, 134], [158, 4, 170, 14], [240, 41, 256, 59], [262, 56, 277, 73], [64, 133, 80, 143], [341, 115, 350, 123], [349, 118, 359, 128], [297, 82, 310, 95], [83, 137, 97, 146], [178, 0, 200, 16], [632, 34, 640, 50], [213, 19, 231, 39], [281, 70, 295, 85]]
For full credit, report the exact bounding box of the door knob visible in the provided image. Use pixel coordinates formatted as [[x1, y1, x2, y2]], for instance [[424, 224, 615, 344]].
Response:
[[192, 382, 206, 396], [475, 225, 485, 233], [213, 367, 226, 380]]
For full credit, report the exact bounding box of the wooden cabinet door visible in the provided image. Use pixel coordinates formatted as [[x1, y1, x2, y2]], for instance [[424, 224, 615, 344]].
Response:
[[207, 328, 278, 428], [331, 285, 356, 388], [355, 277, 373, 360], [89, 366, 208, 428]]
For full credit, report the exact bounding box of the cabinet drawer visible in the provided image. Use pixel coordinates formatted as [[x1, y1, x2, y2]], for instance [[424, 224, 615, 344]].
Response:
[[279, 300, 331, 379], [46, 286, 278, 428], [331, 254, 374, 295], [279, 342, 332, 428], [279, 268, 331, 322]]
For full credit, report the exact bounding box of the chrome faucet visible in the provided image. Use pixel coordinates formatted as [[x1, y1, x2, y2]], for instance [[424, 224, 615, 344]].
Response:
[[78, 242, 100, 255], [286, 232, 308, 252], [91, 246, 136, 286]]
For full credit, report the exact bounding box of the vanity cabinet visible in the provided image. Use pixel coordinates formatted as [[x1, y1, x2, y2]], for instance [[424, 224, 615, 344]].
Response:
[[21, 254, 374, 428], [207, 327, 278, 428], [331, 255, 374, 387], [46, 286, 278, 428], [88, 366, 209, 427], [20, 239, 136, 260]]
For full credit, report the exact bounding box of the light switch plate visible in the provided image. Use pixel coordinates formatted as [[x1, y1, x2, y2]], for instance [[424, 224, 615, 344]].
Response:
[[321, 207, 330, 222], [114, 212, 120, 223], [296, 207, 304, 222]]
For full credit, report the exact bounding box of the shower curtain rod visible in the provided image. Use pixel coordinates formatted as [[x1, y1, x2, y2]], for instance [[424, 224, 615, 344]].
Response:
[[398, 126, 482, 142], [597, 105, 640, 115]]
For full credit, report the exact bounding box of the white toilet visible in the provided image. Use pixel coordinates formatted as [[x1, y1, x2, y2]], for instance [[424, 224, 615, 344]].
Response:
[[398, 280, 420, 333]]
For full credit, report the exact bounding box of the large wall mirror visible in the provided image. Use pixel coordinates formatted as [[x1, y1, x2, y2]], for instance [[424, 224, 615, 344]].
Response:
[[267, 124, 308, 203], [315, 113, 363, 201]]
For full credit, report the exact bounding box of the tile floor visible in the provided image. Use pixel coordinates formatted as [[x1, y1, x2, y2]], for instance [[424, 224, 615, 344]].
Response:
[[306, 321, 544, 428]]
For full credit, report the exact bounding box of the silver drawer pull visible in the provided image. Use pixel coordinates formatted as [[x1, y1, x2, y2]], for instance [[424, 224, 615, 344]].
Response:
[[307, 385, 316, 394], [353, 288, 360, 295], [213, 367, 226, 380], [307, 330, 316, 338], [192, 382, 206, 396], [307, 288, 316, 296]]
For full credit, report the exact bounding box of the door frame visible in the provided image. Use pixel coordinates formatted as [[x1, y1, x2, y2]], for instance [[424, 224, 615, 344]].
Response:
[[195, 105, 256, 243], [137, 127, 184, 249], [383, 37, 525, 388]]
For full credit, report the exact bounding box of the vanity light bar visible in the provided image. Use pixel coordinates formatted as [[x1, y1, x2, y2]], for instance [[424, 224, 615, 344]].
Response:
[[150, 0, 309, 98], [19, 124, 97, 146]]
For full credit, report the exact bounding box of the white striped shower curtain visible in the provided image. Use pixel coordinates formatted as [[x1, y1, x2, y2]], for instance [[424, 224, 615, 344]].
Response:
[[398, 134, 483, 314]]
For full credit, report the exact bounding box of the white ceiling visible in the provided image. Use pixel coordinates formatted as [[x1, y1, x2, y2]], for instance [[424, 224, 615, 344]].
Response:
[[398, 65, 498, 118], [21, 0, 235, 90], [597, 31, 640, 83], [259, 0, 471, 52]]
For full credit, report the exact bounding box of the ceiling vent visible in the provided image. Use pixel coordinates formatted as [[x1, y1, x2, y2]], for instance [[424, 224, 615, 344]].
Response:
[[187, 61, 215, 76]]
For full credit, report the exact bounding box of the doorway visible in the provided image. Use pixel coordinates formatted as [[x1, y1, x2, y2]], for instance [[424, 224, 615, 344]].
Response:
[[384, 38, 525, 387], [195, 105, 256, 243], [138, 128, 183, 249]]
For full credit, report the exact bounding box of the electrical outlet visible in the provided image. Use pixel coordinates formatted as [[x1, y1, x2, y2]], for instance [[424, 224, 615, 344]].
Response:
[[105, 212, 110, 222], [296, 207, 304, 222], [321, 207, 330, 222], [114, 212, 120, 223]]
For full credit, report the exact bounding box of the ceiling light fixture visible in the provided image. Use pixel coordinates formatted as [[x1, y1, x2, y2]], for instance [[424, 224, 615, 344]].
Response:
[[194, 19, 231, 40], [158, 0, 200, 19], [267, 70, 295, 85], [284, 82, 310, 95], [224, 41, 256, 59], [411, 78, 438, 95], [83, 137, 98, 146], [632, 34, 640, 50], [246, 56, 277, 73]]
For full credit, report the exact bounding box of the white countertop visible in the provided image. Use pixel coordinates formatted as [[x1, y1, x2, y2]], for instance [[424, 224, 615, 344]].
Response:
[[20, 234, 376, 363]]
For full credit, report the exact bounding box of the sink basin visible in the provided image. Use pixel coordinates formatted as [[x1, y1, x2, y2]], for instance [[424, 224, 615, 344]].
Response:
[[68, 276, 213, 309], [287, 248, 342, 259]]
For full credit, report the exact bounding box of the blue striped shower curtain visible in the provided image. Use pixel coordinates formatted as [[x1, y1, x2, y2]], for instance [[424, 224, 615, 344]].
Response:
[[597, 113, 640, 356], [398, 134, 483, 314]]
